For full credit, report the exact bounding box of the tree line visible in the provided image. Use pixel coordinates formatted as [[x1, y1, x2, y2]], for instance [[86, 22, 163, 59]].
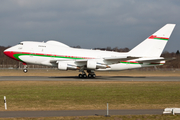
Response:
[[0, 46, 180, 68]]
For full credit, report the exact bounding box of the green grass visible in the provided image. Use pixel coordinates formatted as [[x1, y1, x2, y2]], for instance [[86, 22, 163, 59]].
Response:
[[1, 81, 180, 111]]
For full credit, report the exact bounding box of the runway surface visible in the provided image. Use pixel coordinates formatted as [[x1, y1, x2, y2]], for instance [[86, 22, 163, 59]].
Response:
[[0, 76, 180, 81], [0, 109, 163, 118], [0, 76, 178, 118]]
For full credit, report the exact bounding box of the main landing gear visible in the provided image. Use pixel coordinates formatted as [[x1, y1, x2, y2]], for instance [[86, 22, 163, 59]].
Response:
[[78, 70, 96, 78], [78, 73, 96, 78]]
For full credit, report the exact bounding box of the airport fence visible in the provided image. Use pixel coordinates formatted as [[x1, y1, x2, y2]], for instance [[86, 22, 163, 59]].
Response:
[[0, 64, 54, 69]]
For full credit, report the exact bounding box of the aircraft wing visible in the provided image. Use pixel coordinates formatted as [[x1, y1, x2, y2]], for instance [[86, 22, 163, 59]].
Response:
[[50, 56, 140, 65], [74, 56, 140, 65]]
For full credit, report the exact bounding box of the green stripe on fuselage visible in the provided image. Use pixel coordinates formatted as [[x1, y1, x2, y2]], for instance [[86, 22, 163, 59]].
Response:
[[13, 53, 84, 61]]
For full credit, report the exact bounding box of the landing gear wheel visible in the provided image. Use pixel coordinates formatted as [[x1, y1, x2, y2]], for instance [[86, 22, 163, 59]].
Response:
[[78, 74, 83, 78], [92, 74, 96, 78], [78, 74, 87, 78], [23, 69, 28, 73], [88, 73, 96, 78], [83, 74, 87, 78], [88, 74, 92, 78], [87, 70, 96, 78]]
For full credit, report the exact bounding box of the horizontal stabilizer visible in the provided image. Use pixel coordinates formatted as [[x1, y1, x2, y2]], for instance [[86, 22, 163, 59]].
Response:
[[136, 57, 175, 62]]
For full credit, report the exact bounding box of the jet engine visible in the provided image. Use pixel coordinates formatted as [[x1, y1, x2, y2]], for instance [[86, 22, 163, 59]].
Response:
[[58, 62, 67, 70], [87, 60, 96, 69], [57, 61, 79, 70], [87, 60, 110, 69]]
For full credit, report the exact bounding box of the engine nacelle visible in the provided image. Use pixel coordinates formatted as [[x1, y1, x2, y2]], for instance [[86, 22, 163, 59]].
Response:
[[87, 60, 96, 69], [58, 62, 67, 70]]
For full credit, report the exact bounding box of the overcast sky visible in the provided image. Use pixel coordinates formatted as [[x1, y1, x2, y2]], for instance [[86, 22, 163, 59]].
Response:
[[0, 0, 179, 52]]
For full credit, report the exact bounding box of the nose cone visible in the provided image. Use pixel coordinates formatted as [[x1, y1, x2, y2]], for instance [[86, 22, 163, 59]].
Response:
[[4, 48, 18, 61], [4, 49, 10, 57]]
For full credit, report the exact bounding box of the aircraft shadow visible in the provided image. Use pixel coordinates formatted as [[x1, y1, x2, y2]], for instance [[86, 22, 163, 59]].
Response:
[[49, 76, 146, 79]]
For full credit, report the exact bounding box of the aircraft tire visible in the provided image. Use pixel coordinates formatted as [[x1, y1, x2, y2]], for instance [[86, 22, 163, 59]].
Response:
[[88, 73, 96, 78], [92, 74, 96, 78], [23, 69, 28, 73], [83, 74, 87, 78], [78, 74, 83, 78], [88, 74, 92, 78]]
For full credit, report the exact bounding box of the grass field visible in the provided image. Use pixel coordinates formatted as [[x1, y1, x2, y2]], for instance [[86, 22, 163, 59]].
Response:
[[1, 81, 180, 111], [1, 69, 180, 119]]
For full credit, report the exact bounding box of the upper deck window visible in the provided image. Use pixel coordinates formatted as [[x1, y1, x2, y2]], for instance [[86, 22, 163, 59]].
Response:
[[19, 43, 23, 45]]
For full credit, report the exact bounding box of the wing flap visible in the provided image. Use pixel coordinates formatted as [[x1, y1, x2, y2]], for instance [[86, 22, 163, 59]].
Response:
[[50, 59, 74, 63], [104, 56, 140, 62]]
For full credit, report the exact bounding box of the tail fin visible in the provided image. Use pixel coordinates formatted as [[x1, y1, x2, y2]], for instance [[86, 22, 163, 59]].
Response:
[[129, 24, 176, 57]]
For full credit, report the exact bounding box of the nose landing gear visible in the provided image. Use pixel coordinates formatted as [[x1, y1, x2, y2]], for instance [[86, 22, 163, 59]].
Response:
[[23, 65, 28, 73], [23, 69, 28, 73]]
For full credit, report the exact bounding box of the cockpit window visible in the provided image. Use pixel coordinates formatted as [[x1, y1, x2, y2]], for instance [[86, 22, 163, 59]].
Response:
[[19, 43, 23, 45]]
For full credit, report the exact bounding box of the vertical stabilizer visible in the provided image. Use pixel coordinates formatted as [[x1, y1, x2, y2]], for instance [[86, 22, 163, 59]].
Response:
[[129, 24, 176, 57]]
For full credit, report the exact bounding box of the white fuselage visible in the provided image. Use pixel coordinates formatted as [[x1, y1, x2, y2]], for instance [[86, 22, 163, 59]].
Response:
[[4, 40, 161, 71]]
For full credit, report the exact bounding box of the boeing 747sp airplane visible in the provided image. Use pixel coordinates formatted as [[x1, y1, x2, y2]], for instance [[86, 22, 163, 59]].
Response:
[[4, 24, 176, 78]]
